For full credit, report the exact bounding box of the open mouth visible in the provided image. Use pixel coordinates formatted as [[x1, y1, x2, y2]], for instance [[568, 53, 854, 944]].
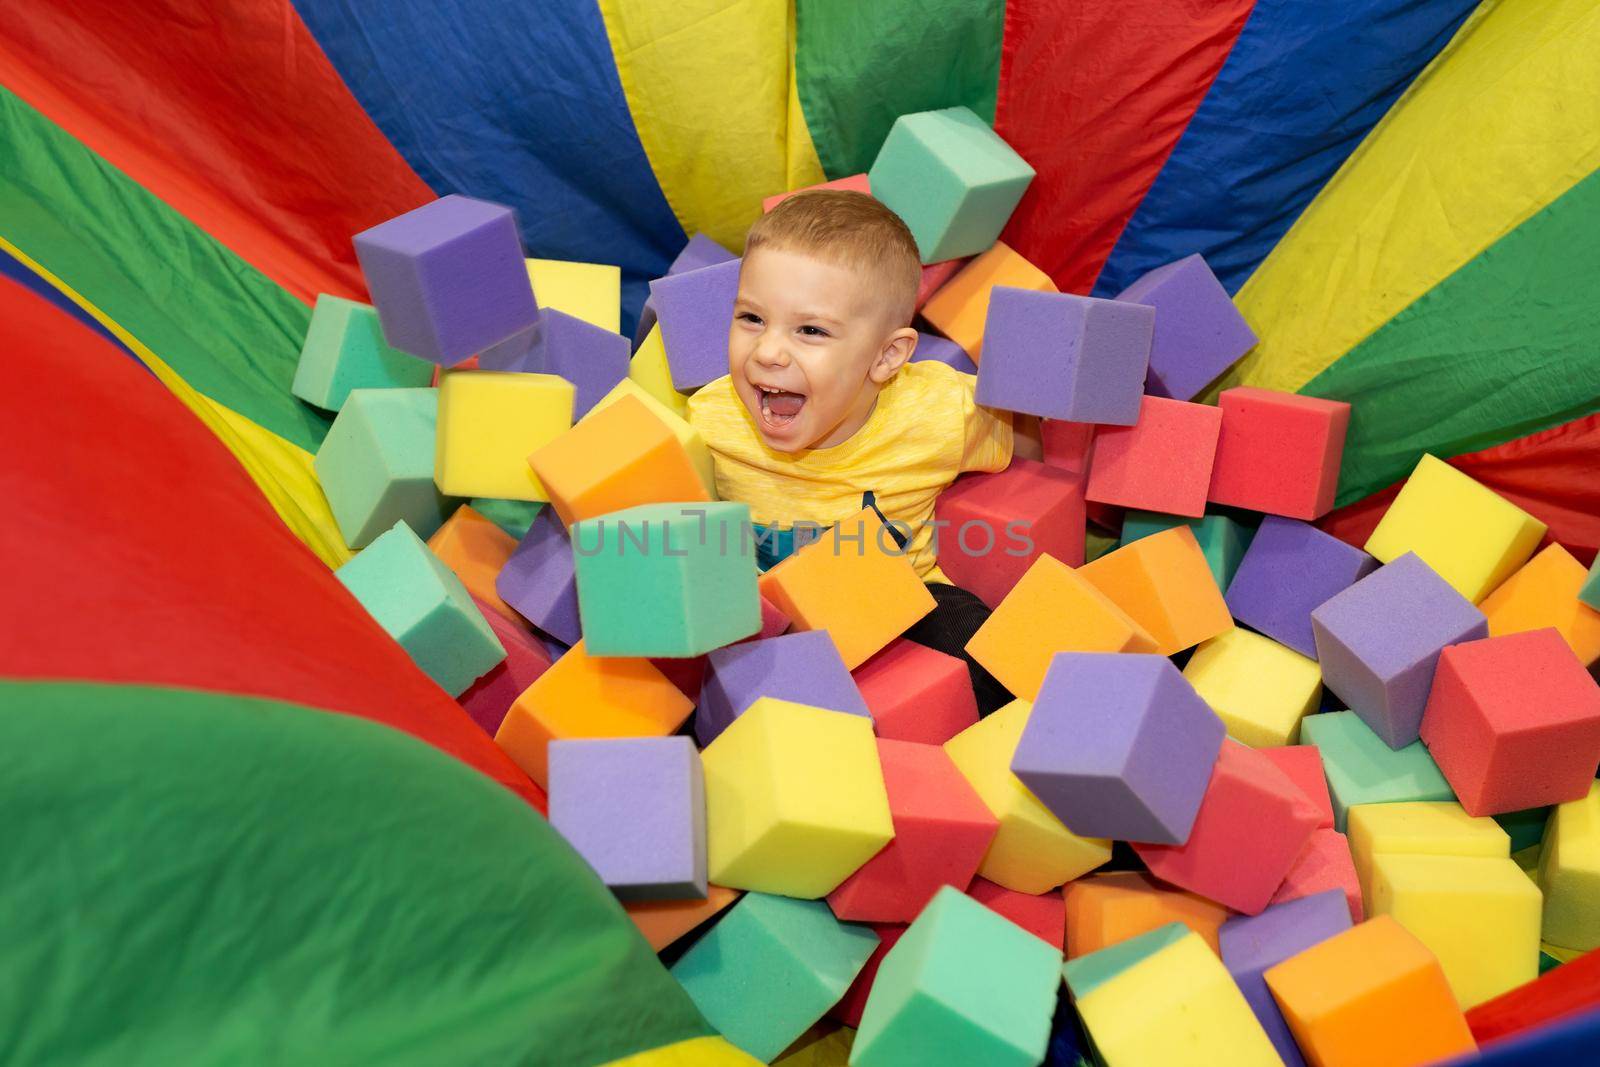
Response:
[[754, 383, 806, 430]]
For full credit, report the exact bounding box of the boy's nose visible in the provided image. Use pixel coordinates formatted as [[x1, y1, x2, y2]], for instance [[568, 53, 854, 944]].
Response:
[[753, 337, 790, 367]]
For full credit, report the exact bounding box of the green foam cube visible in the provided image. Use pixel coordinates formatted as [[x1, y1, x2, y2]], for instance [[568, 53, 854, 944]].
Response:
[[313, 388, 454, 549], [670, 892, 878, 1062], [1494, 807, 1552, 853], [572, 502, 759, 657], [1301, 711, 1455, 832], [291, 294, 433, 411], [867, 107, 1036, 264], [470, 497, 544, 541], [334, 521, 504, 696], [853, 886, 1061, 1067], [1581, 553, 1600, 611], [1120, 511, 1254, 591], [1062, 921, 1190, 999]]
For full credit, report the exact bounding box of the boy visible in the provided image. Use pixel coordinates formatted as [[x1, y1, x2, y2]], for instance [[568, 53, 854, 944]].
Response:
[[685, 190, 1043, 716]]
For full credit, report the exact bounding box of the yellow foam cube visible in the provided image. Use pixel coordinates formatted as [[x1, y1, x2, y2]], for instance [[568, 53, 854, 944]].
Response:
[[943, 699, 1111, 893], [1347, 801, 1509, 909], [526, 257, 622, 333], [1183, 626, 1321, 748], [1368, 853, 1541, 1008], [590, 377, 715, 498], [1364, 454, 1547, 603], [1538, 781, 1600, 950], [1478, 543, 1600, 667], [435, 370, 574, 501], [629, 324, 691, 420], [702, 697, 893, 898]]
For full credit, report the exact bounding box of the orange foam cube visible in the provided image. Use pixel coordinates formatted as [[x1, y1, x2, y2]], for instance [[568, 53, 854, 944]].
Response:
[[494, 639, 694, 788], [1078, 525, 1233, 655], [757, 508, 936, 669], [527, 392, 710, 527], [1064, 870, 1231, 959], [427, 504, 527, 632], [625, 884, 741, 951], [1478, 543, 1600, 668], [919, 240, 1056, 363]]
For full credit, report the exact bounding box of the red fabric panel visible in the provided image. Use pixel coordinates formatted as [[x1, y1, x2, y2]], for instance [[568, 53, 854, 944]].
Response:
[[0, 277, 545, 811], [1466, 948, 1600, 1046], [994, 0, 1254, 294], [0, 0, 434, 305]]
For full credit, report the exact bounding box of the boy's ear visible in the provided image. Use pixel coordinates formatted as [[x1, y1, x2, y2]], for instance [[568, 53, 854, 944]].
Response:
[[869, 327, 920, 384]]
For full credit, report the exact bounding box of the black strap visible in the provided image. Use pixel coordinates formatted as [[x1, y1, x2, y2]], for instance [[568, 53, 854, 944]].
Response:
[[861, 490, 910, 549]]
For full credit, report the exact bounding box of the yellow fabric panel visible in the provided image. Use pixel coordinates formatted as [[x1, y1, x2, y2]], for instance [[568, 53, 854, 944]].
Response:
[[603, 1035, 763, 1066], [598, 0, 825, 252], [1220, 0, 1600, 398], [2, 237, 352, 569]]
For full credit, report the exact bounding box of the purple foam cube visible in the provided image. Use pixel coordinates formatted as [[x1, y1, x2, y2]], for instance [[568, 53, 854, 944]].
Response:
[[1113, 254, 1258, 401], [634, 233, 739, 350], [353, 195, 538, 367], [975, 287, 1152, 424], [496, 507, 581, 646], [1311, 552, 1488, 750], [1010, 652, 1225, 844], [648, 257, 742, 390], [909, 332, 977, 375], [478, 309, 629, 419], [548, 736, 706, 900], [695, 630, 871, 746], [1226, 517, 1379, 659], [1219, 889, 1353, 1067]]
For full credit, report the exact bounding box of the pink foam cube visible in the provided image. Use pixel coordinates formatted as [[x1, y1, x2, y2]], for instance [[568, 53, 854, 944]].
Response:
[[1268, 828, 1363, 923], [762, 173, 872, 213], [1207, 387, 1351, 520], [1085, 395, 1222, 518], [934, 459, 1086, 609], [1260, 745, 1335, 830], [852, 638, 978, 746]]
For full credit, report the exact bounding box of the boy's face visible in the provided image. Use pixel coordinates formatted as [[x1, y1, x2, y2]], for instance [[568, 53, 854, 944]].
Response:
[[728, 246, 917, 453]]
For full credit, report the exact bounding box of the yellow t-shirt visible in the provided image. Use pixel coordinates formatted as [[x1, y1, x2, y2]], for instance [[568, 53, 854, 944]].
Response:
[[684, 359, 1014, 584]]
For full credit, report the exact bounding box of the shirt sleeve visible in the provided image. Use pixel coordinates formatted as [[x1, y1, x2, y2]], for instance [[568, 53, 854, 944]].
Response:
[[956, 371, 1014, 473]]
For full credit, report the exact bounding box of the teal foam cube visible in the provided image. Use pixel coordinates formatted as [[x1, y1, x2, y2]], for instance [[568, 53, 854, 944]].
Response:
[[291, 294, 433, 411], [470, 497, 544, 541], [1300, 710, 1455, 832], [572, 502, 759, 657], [1581, 553, 1600, 611], [1120, 511, 1254, 590], [670, 893, 878, 1062], [1494, 806, 1552, 853], [867, 107, 1036, 264], [854, 886, 1061, 1067], [334, 522, 504, 696], [313, 388, 454, 549], [1062, 922, 1190, 999]]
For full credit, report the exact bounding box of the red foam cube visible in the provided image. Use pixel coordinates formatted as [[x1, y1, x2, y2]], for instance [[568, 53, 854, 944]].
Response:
[[459, 593, 553, 736], [967, 876, 1066, 949], [762, 172, 871, 213], [1041, 419, 1095, 474], [1207, 386, 1350, 519], [852, 638, 978, 746], [829, 923, 905, 1028], [1261, 745, 1336, 830], [1133, 739, 1321, 914], [1085, 395, 1222, 518], [826, 739, 1000, 923], [917, 257, 972, 311], [1419, 628, 1600, 816], [1269, 828, 1363, 923], [934, 459, 1086, 609]]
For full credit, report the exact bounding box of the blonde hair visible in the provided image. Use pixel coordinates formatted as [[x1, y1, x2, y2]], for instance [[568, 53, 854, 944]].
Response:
[[744, 189, 922, 329]]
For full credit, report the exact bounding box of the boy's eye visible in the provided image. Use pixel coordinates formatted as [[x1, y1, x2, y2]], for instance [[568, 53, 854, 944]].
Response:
[[736, 312, 762, 325], [799, 325, 829, 337]]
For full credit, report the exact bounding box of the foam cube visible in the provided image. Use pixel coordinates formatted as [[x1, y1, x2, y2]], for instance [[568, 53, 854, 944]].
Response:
[[1079, 525, 1233, 656], [528, 392, 711, 527], [352, 194, 537, 366], [333, 521, 504, 696], [1300, 711, 1456, 831], [1064, 924, 1281, 1067], [975, 288, 1153, 424], [1064, 871, 1232, 960], [1494, 805, 1552, 853], [1226, 516, 1379, 659], [919, 241, 1055, 362], [967, 877, 1065, 949], [1261, 746, 1335, 829], [1270, 828, 1363, 923], [314, 387, 453, 548], [458, 594, 553, 736], [696, 629, 869, 746], [548, 736, 706, 899], [966, 554, 1156, 701], [1369, 853, 1542, 1008], [625, 884, 739, 952], [1346, 801, 1509, 907], [671, 892, 878, 1063], [867, 106, 1035, 264], [943, 700, 1112, 893], [632, 234, 737, 350], [1012, 653, 1225, 844], [1461, 934, 1600, 1046], [1040, 418, 1094, 474], [1207, 387, 1350, 520], [908, 331, 976, 374], [1264, 915, 1477, 1067], [434, 370, 574, 500], [425, 504, 525, 632], [1132, 740, 1321, 914], [702, 698, 893, 897], [526, 257, 622, 333], [1219, 890, 1355, 1067], [591, 376, 714, 496], [852, 639, 978, 746], [1184, 627, 1323, 748], [1086, 396, 1222, 516], [762, 173, 871, 212], [1480, 544, 1600, 667], [626, 324, 690, 419], [494, 639, 693, 788], [496, 507, 580, 645], [648, 257, 740, 391], [292, 294, 433, 411], [916, 256, 971, 310], [827, 740, 999, 923], [853, 886, 1061, 1067], [471, 497, 543, 540], [1582, 554, 1600, 611], [756, 508, 936, 670], [1365, 454, 1548, 603], [1112, 253, 1257, 402], [933, 460, 1086, 608], [1120, 511, 1252, 591], [1538, 782, 1600, 950], [478, 308, 629, 419], [830, 923, 905, 1028], [1311, 552, 1488, 748]]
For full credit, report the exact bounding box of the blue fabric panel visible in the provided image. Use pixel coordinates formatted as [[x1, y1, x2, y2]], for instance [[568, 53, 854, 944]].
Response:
[[1454, 1007, 1600, 1065], [0, 249, 145, 371]]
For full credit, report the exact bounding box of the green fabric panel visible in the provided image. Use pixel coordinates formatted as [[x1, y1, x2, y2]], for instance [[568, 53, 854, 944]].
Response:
[[0, 87, 328, 451], [794, 0, 1005, 181], [1304, 169, 1600, 508], [0, 679, 711, 1066]]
